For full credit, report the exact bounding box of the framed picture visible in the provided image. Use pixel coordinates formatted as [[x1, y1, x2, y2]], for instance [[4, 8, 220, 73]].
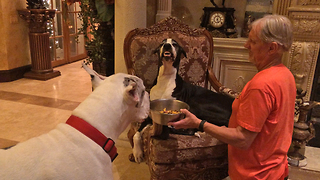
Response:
[[241, 0, 273, 37]]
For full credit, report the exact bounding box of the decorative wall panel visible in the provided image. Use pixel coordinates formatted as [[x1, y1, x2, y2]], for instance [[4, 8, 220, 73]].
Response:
[[288, 41, 320, 100], [287, 2, 320, 100], [212, 38, 257, 92], [289, 10, 320, 42]]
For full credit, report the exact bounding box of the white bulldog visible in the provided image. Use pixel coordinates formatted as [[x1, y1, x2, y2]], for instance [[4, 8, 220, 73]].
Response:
[[0, 63, 150, 180]]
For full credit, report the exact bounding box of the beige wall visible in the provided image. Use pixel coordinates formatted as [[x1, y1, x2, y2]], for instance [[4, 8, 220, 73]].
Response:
[[115, 0, 147, 74], [0, 1, 8, 70], [0, 0, 30, 71]]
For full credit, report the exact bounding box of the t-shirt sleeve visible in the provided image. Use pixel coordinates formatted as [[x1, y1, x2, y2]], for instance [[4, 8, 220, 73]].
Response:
[[236, 89, 274, 132]]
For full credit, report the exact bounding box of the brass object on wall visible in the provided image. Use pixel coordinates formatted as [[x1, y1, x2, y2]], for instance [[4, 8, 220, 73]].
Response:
[[18, 9, 60, 80]]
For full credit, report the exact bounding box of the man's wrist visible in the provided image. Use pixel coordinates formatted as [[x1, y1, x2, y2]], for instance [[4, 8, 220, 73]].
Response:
[[199, 120, 207, 132]]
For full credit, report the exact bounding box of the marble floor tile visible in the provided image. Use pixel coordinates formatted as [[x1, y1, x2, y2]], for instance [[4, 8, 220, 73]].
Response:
[[0, 99, 72, 142], [0, 61, 92, 102]]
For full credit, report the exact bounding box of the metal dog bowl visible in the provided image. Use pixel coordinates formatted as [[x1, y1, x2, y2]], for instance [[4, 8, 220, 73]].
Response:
[[150, 99, 190, 125]]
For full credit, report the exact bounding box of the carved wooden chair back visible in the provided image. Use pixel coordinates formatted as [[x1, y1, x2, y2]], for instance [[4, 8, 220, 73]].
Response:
[[123, 16, 220, 92]]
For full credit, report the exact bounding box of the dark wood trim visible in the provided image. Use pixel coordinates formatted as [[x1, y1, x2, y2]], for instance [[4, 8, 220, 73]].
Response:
[[0, 138, 18, 149], [0, 65, 31, 82]]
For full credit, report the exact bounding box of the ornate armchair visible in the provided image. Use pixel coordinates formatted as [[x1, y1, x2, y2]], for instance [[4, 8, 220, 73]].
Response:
[[124, 16, 230, 180]]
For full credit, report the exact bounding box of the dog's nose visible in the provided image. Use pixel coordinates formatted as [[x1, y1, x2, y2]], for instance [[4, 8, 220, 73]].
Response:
[[163, 44, 172, 50]]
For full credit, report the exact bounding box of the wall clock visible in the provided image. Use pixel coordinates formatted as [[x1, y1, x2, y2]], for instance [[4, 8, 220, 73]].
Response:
[[210, 11, 225, 28]]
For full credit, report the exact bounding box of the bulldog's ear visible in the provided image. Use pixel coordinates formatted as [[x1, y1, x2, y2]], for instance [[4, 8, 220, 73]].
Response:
[[123, 81, 140, 106], [82, 61, 106, 90]]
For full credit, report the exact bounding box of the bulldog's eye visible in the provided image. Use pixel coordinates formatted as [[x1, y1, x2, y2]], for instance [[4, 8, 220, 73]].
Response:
[[136, 90, 145, 108]]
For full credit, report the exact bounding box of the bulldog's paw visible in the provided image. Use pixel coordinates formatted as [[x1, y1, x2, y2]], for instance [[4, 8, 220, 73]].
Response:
[[133, 132, 144, 163], [128, 153, 135, 162]]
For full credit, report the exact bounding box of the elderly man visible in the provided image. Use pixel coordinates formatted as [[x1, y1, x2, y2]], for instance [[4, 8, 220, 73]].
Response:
[[168, 15, 296, 180]]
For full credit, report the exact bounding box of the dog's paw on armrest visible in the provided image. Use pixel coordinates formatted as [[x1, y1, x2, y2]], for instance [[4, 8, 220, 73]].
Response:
[[219, 86, 240, 99]]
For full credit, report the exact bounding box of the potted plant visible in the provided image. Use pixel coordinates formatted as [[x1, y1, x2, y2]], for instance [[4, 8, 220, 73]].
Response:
[[18, 0, 60, 80], [26, 0, 45, 9], [68, 0, 115, 76]]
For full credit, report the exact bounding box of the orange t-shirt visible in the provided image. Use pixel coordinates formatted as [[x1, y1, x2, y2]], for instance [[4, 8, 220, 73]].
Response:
[[228, 64, 296, 180]]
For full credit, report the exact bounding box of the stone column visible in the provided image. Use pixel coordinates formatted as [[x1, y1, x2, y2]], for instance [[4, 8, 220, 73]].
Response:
[[156, 0, 172, 22], [273, 0, 292, 16], [18, 9, 60, 80]]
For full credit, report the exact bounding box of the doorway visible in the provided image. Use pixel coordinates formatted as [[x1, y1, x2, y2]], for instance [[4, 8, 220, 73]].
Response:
[[46, 0, 87, 67], [309, 51, 320, 148]]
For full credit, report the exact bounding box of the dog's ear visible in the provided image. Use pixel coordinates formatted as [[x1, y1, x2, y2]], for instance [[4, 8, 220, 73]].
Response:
[[153, 43, 164, 67], [174, 40, 186, 59], [152, 44, 162, 55], [180, 47, 187, 58], [123, 80, 141, 106], [82, 61, 106, 91]]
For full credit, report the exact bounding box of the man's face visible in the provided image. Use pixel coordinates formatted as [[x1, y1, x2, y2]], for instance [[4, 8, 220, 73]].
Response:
[[244, 26, 271, 69]]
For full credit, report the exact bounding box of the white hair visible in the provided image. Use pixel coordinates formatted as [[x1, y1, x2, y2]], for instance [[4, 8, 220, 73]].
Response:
[[251, 14, 293, 51]]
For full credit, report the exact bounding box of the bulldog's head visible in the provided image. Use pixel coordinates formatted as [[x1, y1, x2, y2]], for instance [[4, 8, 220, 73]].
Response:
[[78, 62, 150, 129], [153, 38, 187, 69]]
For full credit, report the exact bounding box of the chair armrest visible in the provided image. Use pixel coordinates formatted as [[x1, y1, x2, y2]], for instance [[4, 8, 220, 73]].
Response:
[[127, 68, 135, 75], [208, 67, 239, 98], [207, 66, 222, 92]]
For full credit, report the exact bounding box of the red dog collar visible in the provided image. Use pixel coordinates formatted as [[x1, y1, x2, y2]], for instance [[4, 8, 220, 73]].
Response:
[[66, 115, 118, 162]]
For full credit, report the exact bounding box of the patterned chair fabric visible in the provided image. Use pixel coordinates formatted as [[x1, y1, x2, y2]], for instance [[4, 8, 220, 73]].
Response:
[[141, 126, 228, 180], [124, 16, 229, 180]]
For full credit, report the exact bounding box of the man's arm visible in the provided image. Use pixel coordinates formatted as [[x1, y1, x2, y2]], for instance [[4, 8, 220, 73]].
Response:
[[203, 122, 258, 150], [168, 109, 258, 149]]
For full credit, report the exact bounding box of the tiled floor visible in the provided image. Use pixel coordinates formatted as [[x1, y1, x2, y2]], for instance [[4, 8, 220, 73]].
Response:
[[0, 60, 149, 180]]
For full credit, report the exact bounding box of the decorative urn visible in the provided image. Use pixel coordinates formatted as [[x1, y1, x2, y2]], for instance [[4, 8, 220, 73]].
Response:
[[288, 89, 318, 167]]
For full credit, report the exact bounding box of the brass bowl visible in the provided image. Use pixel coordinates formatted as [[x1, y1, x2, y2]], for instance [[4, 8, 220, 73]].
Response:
[[150, 99, 190, 125]]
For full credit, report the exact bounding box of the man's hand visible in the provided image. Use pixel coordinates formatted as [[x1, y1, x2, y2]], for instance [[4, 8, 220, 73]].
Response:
[[167, 109, 201, 129]]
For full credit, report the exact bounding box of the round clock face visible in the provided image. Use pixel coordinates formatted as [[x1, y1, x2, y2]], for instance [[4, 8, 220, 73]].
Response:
[[210, 12, 225, 28]]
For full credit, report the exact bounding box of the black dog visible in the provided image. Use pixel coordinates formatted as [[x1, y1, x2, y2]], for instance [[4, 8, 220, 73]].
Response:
[[151, 38, 234, 133], [130, 39, 234, 163]]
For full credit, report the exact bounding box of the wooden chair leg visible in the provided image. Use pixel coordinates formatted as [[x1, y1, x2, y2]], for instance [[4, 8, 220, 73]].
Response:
[[127, 126, 135, 148], [151, 123, 163, 136]]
